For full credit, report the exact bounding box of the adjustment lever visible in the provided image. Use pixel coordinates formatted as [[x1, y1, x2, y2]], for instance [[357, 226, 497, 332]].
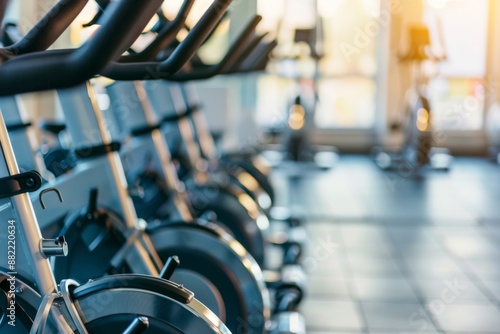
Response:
[[159, 255, 180, 280], [0, 170, 42, 199], [122, 316, 149, 334], [39, 235, 68, 258]]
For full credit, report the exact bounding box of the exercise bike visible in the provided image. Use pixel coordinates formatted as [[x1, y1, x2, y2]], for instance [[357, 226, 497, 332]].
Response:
[[104, 11, 280, 214], [0, 0, 231, 332], [105, 14, 304, 269], [6, 2, 305, 332], [10, 8, 274, 334]]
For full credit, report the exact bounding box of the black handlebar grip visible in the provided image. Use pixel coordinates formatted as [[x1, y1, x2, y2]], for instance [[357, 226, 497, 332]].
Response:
[[166, 15, 262, 81], [219, 16, 263, 73], [120, 0, 196, 63], [230, 32, 267, 70], [102, 0, 234, 80], [158, 0, 233, 73], [236, 39, 277, 73], [0, 0, 163, 96], [73, 0, 163, 69], [5, 0, 89, 56]]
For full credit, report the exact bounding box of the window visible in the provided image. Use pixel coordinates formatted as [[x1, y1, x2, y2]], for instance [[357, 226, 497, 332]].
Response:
[[256, 0, 382, 129], [425, 0, 489, 131]]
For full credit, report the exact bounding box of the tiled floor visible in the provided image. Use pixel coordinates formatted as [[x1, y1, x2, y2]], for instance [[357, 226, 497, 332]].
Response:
[[271, 156, 500, 333]]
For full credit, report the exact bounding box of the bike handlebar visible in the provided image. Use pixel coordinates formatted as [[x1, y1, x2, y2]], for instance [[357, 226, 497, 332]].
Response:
[[101, 0, 234, 80], [166, 15, 262, 81], [120, 0, 196, 63], [0, 0, 163, 96], [103, 12, 261, 81], [4, 0, 89, 56]]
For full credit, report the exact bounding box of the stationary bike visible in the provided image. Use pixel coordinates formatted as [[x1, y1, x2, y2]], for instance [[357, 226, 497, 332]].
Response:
[[49, 4, 303, 332], [11, 2, 280, 333], [0, 0, 231, 332], [117, 10, 279, 213]]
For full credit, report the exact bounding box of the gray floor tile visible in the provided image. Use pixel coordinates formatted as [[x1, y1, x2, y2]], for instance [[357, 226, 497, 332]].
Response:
[[272, 157, 500, 333], [481, 280, 500, 301], [414, 277, 491, 303], [370, 332, 443, 334], [306, 332, 360, 334], [300, 299, 364, 331], [342, 241, 396, 257], [346, 254, 403, 277], [353, 277, 418, 302], [361, 301, 437, 332], [307, 275, 351, 298], [483, 226, 500, 244], [397, 245, 452, 260], [428, 304, 500, 332], [440, 234, 500, 260], [464, 259, 500, 279], [404, 257, 467, 279], [388, 227, 442, 245], [340, 225, 391, 245], [306, 224, 342, 242], [302, 253, 347, 277], [351, 268, 409, 281]]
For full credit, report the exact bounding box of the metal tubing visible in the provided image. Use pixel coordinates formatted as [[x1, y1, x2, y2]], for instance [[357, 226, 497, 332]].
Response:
[[0, 112, 58, 296]]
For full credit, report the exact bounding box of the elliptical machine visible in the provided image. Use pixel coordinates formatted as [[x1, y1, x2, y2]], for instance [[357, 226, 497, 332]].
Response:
[[372, 25, 453, 173], [262, 5, 338, 171]]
